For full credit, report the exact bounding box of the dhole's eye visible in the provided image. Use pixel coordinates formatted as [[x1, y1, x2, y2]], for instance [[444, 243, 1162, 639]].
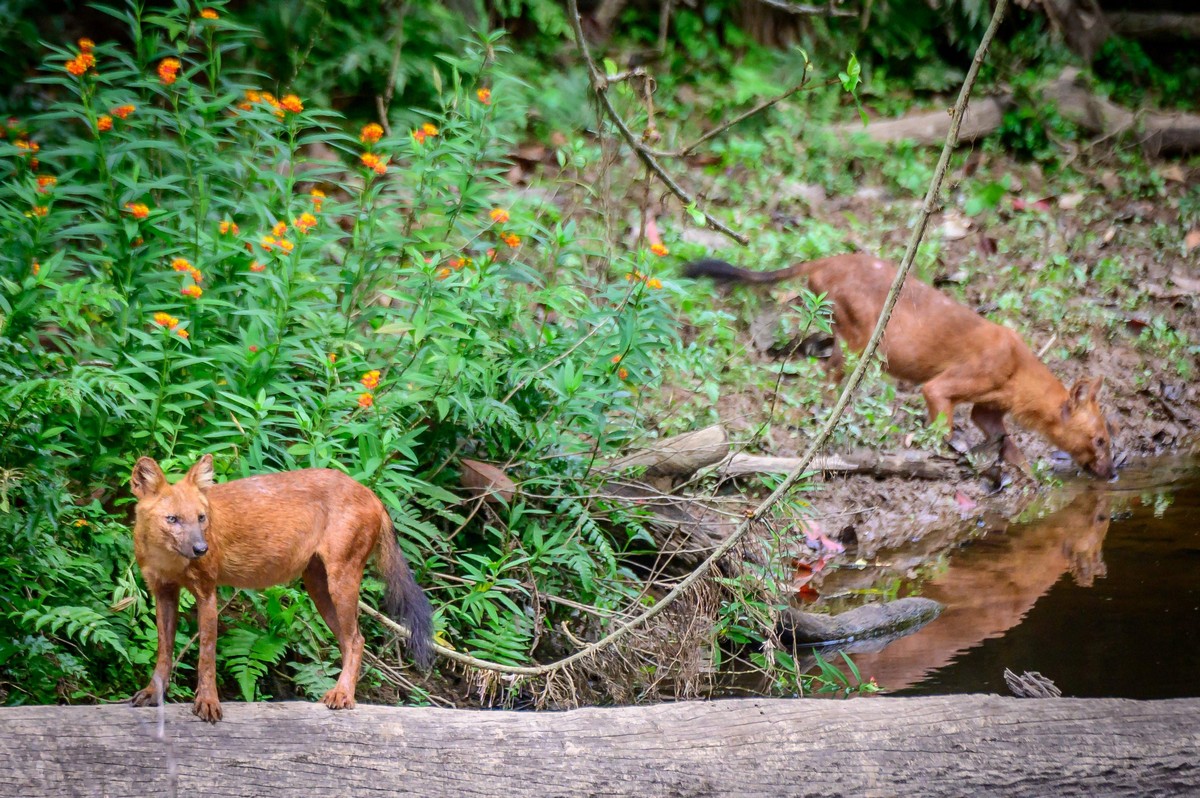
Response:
[[198, 514, 207, 523], [166, 515, 179, 524]]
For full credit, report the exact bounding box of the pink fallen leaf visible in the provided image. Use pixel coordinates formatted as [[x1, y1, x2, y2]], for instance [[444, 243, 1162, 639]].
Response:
[[1185, 229, 1200, 252], [801, 519, 845, 554], [954, 491, 977, 513]]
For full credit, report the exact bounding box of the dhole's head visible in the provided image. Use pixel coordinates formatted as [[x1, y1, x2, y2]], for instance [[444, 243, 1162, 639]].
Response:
[[131, 454, 215, 559], [1057, 377, 1115, 480]]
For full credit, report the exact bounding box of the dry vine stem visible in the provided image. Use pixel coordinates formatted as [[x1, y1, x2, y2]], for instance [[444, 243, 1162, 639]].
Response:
[[364, 0, 1011, 680], [566, 0, 750, 246]]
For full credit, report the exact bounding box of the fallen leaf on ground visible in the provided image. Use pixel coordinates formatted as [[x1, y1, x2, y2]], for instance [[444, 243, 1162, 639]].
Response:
[[1185, 229, 1200, 252]]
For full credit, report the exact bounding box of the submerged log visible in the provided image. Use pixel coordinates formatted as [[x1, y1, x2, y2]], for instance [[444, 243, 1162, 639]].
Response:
[[778, 596, 944, 647], [4, 698, 1198, 797]]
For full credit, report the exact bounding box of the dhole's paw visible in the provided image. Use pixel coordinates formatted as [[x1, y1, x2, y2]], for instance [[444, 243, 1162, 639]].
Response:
[[321, 687, 356, 710], [192, 695, 223, 723], [130, 687, 163, 707]]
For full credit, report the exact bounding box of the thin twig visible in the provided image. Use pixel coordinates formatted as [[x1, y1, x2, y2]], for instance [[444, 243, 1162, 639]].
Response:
[[361, 0, 1009, 681], [669, 69, 811, 157], [566, 0, 750, 246]]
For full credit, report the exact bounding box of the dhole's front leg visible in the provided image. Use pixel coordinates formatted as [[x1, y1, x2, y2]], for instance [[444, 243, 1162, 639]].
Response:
[[192, 587, 223, 723], [131, 582, 180, 707]]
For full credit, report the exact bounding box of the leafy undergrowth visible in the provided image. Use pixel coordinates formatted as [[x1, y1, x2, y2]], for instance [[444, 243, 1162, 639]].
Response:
[[3, 0, 1196, 711]]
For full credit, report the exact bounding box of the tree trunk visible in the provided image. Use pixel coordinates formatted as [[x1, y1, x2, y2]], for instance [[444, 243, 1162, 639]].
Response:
[[3, 698, 1198, 797]]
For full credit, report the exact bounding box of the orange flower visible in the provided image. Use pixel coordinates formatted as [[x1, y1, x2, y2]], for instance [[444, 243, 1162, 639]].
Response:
[[79, 53, 96, 69], [176, 328, 189, 339], [618, 367, 629, 380], [436, 267, 452, 280], [153, 312, 179, 328], [97, 115, 113, 132], [36, 175, 57, 192], [650, 243, 669, 257], [646, 278, 663, 290], [421, 123, 439, 137], [295, 213, 317, 234], [157, 57, 181, 85], [358, 392, 374, 409], [360, 370, 381, 390], [360, 152, 388, 174], [31, 260, 40, 276], [310, 188, 326, 211], [476, 87, 491, 105], [219, 219, 239, 235], [171, 257, 193, 272], [277, 238, 294, 254], [501, 233, 520, 248], [249, 345, 259, 353], [111, 104, 136, 119], [328, 353, 337, 364], [189, 268, 203, 283], [126, 202, 149, 219], [260, 235, 276, 251], [411, 129, 427, 145], [78, 38, 95, 53], [181, 285, 202, 299], [360, 123, 384, 144], [280, 94, 303, 113], [249, 260, 266, 272], [489, 208, 510, 224], [30, 205, 48, 217], [610, 354, 622, 364], [14, 139, 38, 154], [200, 8, 219, 19], [66, 56, 89, 77], [271, 221, 287, 237]]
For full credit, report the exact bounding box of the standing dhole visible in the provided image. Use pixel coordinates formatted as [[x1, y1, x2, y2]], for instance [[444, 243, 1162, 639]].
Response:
[[685, 255, 1116, 478], [129, 454, 434, 722]]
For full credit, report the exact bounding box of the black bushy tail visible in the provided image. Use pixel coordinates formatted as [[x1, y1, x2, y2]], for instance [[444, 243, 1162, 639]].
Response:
[[378, 518, 435, 669], [683, 258, 808, 284]]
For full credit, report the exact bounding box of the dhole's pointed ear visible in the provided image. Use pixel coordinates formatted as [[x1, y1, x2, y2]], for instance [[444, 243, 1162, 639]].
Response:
[[1068, 378, 1098, 408], [186, 454, 215, 491], [131, 457, 166, 498], [1087, 376, 1105, 403]]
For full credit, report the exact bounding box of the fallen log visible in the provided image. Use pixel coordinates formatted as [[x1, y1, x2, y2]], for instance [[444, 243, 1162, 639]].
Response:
[[603, 425, 729, 478], [1109, 11, 1200, 40], [831, 96, 1008, 145], [724, 450, 961, 481], [832, 68, 1200, 155], [4, 698, 1198, 797]]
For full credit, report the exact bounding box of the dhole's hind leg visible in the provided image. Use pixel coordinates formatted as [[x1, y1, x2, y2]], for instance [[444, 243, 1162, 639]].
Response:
[[970, 404, 1029, 473], [319, 563, 366, 710], [303, 558, 342, 640]]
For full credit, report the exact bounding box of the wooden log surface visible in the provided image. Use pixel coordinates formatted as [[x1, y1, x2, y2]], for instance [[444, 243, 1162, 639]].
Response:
[[3, 697, 1198, 797]]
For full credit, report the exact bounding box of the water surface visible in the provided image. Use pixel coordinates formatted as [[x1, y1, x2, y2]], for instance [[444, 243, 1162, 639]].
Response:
[[847, 456, 1200, 698]]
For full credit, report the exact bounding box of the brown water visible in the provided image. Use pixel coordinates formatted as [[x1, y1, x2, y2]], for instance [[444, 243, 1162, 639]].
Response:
[[843, 456, 1200, 698]]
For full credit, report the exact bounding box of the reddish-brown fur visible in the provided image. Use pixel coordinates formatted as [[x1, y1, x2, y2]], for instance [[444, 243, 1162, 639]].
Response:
[[685, 255, 1115, 478], [129, 455, 433, 722]]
